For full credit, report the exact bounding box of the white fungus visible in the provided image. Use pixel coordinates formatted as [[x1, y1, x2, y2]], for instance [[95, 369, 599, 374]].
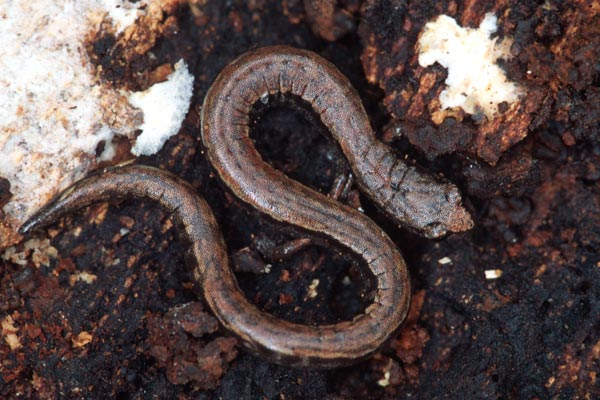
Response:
[[418, 13, 522, 121], [129, 60, 194, 156], [0, 0, 133, 225], [101, 0, 146, 33], [0, 0, 193, 245]]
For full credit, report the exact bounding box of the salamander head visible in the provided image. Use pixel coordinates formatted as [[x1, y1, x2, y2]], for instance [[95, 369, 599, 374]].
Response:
[[383, 164, 473, 239]]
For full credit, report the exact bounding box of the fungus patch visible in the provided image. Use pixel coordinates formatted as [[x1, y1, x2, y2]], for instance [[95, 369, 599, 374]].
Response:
[[129, 60, 194, 156], [0, 0, 192, 248], [418, 13, 522, 121]]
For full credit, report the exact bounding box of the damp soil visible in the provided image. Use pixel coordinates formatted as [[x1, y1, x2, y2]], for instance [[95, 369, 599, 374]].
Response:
[[1, 1, 599, 399]]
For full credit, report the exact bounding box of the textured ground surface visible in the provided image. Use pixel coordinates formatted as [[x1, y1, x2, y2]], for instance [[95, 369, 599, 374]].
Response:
[[1, 1, 599, 399]]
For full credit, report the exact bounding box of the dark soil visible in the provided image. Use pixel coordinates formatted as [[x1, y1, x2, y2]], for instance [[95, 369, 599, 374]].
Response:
[[1, 1, 598, 399]]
